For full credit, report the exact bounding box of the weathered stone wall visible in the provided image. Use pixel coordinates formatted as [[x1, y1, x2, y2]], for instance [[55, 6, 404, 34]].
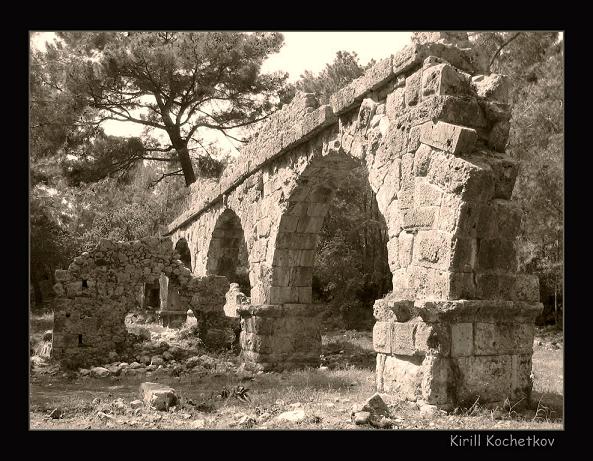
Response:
[[161, 32, 542, 406], [51, 237, 229, 368]]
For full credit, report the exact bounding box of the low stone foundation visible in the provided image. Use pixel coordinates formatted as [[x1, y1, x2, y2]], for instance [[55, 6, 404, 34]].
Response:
[[373, 297, 542, 408], [237, 304, 322, 371], [157, 310, 188, 328]]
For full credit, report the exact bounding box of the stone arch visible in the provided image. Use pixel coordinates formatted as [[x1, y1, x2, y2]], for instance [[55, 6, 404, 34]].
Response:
[[206, 208, 250, 296], [165, 36, 544, 406], [270, 150, 387, 306]]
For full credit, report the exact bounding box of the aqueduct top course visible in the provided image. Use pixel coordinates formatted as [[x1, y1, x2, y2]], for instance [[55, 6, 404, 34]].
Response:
[[53, 33, 543, 409]]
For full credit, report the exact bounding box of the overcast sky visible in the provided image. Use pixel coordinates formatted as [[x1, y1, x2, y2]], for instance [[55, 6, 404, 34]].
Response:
[[30, 31, 413, 149]]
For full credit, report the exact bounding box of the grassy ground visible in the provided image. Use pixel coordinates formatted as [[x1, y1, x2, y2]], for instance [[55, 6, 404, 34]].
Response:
[[29, 315, 563, 430]]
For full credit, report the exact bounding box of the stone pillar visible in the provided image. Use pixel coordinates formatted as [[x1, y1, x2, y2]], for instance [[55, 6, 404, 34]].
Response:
[[158, 283, 187, 328], [237, 304, 322, 371], [373, 296, 542, 408]]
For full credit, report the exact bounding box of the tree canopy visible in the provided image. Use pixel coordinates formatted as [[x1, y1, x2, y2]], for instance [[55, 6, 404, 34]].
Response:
[[33, 32, 288, 186]]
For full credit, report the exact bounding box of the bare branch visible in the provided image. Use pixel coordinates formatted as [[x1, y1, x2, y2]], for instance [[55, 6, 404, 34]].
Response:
[[150, 168, 184, 187], [488, 32, 522, 72]]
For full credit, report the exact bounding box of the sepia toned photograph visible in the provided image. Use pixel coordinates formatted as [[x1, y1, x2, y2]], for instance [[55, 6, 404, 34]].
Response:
[[29, 31, 564, 431]]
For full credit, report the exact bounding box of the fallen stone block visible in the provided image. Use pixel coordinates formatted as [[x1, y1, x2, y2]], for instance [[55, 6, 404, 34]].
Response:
[[139, 382, 178, 411], [90, 367, 110, 378], [353, 411, 371, 425], [276, 409, 306, 423]]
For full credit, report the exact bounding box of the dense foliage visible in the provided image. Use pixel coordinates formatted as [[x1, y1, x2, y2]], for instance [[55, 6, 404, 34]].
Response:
[[470, 32, 564, 323]]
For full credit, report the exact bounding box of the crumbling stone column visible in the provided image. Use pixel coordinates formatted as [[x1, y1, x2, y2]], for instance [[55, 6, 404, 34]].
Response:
[[237, 304, 322, 371], [373, 297, 540, 407]]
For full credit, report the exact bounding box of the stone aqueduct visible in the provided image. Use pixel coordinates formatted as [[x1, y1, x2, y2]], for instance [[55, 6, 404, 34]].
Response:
[[51, 33, 543, 408]]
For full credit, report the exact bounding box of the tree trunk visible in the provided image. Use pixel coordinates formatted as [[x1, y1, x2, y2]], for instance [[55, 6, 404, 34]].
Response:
[[176, 145, 196, 187]]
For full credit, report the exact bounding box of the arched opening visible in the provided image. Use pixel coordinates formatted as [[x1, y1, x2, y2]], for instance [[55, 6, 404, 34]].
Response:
[[262, 150, 392, 370], [205, 208, 250, 350], [313, 166, 392, 331], [175, 238, 192, 271], [206, 209, 250, 297], [272, 152, 392, 316]]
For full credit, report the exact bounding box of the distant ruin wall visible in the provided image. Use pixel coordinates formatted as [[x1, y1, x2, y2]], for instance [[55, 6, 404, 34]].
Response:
[[51, 237, 229, 368]]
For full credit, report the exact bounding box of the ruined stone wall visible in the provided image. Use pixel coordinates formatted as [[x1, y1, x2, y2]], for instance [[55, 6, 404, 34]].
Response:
[[51, 237, 229, 368], [161, 32, 543, 406]]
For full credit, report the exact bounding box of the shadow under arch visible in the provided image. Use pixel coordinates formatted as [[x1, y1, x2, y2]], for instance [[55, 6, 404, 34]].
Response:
[[175, 237, 192, 271], [271, 150, 392, 306], [206, 208, 250, 297]]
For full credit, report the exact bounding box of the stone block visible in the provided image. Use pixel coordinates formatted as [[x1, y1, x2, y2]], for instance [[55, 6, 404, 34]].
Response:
[[289, 266, 313, 287], [477, 238, 517, 272], [413, 32, 471, 46], [379, 354, 424, 400], [54, 269, 71, 282], [410, 95, 487, 129], [398, 231, 414, 267], [65, 281, 83, 297], [385, 87, 405, 120], [448, 272, 477, 300], [373, 321, 392, 354], [450, 323, 473, 357], [421, 355, 451, 405], [494, 201, 522, 240], [414, 179, 443, 207], [405, 69, 422, 106], [391, 320, 417, 355], [306, 202, 329, 217], [417, 322, 451, 356], [296, 215, 324, 233], [471, 74, 511, 104], [513, 274, 540, 303], [475, 273, 515, 300], [488, 120, 511, 152], [421, 63, 470, 98], [453, 355, 513, 404], [139, 382, 178, 411], [373, 298, 414, 322], [402, 207, 437, 230], [511, 354, 533, 400], [53, 283, 65, 297], [420, 121, 477, 155], [408, 123, 430, 154], [474, 322, 535, 355], [302, 105, 336, 137], [386, 237, 400, 271], [413, 230, 451, 268], [392, 268, 414, 300], [488, 156, 519, 199], [450, 237, 477, 272], [271, 267, 290, 287], [297, 286, 312, 303], [329, 56, 393, 115]]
